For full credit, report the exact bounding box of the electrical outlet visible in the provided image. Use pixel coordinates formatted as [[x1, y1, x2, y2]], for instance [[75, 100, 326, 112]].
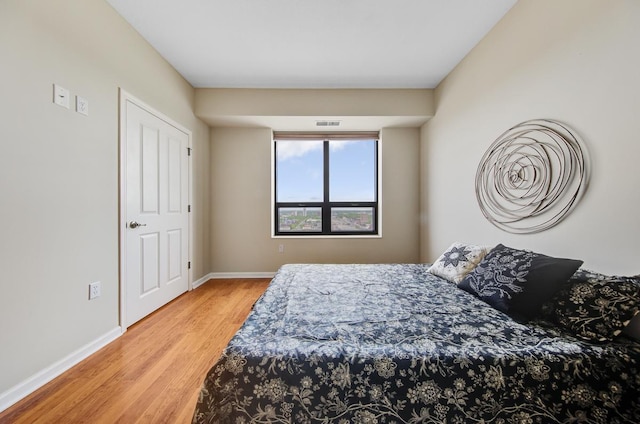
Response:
[[278, 244, 284, 254], [76, 95, 89, 116], [89, 281, 101, 300]]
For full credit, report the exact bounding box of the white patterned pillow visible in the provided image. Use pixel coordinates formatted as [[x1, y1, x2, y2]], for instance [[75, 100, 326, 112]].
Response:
[[428, 242, 492, 284]]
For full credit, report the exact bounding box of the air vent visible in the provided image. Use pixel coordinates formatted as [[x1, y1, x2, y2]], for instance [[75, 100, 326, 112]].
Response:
[[315, 120, 341, 127]]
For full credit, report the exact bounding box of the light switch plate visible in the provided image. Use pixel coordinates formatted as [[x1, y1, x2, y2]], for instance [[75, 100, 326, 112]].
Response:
[[53, 84, 70, 109], [76, 95, 89, 116]]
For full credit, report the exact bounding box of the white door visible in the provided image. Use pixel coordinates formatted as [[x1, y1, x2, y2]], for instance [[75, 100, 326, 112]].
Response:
[[121, 94, 190, 328]]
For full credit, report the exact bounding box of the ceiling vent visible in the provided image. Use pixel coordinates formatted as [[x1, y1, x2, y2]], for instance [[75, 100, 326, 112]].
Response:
[[315, 120, 341, 127]]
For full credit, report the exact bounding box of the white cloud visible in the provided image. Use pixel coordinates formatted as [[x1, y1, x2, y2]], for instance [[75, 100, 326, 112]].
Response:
[[276, 140, 323, 161], [277, 139, 365, 161], [329, 140, 357, 152]]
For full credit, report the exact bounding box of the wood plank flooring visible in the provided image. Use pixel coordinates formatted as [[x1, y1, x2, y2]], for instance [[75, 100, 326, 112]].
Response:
[[0, 278, 270, 424]]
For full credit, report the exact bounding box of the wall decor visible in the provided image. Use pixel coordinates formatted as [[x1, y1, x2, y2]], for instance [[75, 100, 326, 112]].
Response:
[[475, 119, 589, 234]]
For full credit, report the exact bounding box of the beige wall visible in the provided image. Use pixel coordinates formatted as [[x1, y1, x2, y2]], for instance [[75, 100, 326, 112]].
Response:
[[210, 127, 420, 273], [0, 0, 209, 397], [196, 88, 434, 129], [420, 0, 640, 274]]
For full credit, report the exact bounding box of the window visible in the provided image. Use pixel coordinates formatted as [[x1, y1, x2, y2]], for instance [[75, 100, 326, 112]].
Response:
[[273, 132, 380, 236]]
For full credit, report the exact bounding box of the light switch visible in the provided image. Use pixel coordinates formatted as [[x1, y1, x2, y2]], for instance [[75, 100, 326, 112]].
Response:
[[76, 95, 89, 116], [53, 84, 70, 109]]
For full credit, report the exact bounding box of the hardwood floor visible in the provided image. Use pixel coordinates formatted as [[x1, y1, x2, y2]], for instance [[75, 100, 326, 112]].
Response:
[[0, 278, 271, 424]]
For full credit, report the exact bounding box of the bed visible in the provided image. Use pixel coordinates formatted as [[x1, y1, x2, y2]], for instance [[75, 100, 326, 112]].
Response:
[[192, 260, 640, 423]]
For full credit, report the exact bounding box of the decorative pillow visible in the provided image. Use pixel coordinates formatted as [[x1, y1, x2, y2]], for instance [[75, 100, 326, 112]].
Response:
[[551, 269, 640, 342], [539, 269, 606, 320], [624, 313, 640, 341], [427, 242, 492, 284], [458, 244, 583, 320]]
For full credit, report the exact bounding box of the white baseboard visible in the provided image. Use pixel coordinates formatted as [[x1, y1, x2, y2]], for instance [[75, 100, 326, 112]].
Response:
[[0, 326, 122, 413], [191, 273, 212, 289], [193, 272, 275, 288], [209, 271, 276, 279]]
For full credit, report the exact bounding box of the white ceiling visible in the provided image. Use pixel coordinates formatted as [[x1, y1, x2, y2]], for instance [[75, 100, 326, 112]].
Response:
[[105, 0, 517, 89]]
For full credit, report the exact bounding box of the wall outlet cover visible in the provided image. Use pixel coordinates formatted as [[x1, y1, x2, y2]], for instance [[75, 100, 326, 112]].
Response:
[[53, 84, 70, 109], [89, 281, 101, 300], [76, 96, 89, 116]]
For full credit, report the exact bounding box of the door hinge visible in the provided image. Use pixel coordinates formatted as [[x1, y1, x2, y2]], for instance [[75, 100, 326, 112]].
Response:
[[188, 205, 191, 212], [188, 261, 191, 270], [187, 147, 192, 156]]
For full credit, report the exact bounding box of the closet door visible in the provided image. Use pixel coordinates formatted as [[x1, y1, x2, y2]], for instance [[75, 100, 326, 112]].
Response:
[[121, 94, 190, 328]]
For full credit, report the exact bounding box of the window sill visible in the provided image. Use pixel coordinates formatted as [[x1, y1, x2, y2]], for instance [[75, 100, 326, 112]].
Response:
[[271, 234, 382, 239]]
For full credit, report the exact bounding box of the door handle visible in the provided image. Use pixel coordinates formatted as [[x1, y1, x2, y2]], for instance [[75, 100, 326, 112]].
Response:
[[129, 221, 147, 229]]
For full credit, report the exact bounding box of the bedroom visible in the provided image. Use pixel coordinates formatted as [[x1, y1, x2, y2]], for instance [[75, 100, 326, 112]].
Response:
[[1, 0, 639, 420]]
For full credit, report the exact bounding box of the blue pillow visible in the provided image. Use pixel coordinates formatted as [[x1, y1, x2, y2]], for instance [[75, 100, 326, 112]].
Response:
[[458, 244, 583, 320]]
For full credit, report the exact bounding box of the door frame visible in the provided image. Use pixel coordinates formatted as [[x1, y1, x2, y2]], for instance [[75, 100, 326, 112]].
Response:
[[118, 89, 193, 332]]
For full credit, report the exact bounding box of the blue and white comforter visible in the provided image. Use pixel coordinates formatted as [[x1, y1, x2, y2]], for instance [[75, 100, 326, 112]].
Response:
[[192, 264, 640, 423]]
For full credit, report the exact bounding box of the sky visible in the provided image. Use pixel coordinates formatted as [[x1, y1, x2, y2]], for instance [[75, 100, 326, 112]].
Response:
[[276, 140, 376, 203]]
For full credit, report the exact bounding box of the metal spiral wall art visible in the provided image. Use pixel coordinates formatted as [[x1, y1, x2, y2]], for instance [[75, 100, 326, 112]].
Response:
[[475, 119, 589, 234]]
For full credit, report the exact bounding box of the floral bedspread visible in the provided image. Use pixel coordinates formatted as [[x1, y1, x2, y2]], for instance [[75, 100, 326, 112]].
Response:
[[192, 264, 640, 424]]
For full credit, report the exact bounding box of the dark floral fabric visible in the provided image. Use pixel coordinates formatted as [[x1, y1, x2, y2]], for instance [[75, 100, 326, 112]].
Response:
[[458, 244, 583, 320], [192, 264, 640, 424], [552, 269, 640, 342]]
